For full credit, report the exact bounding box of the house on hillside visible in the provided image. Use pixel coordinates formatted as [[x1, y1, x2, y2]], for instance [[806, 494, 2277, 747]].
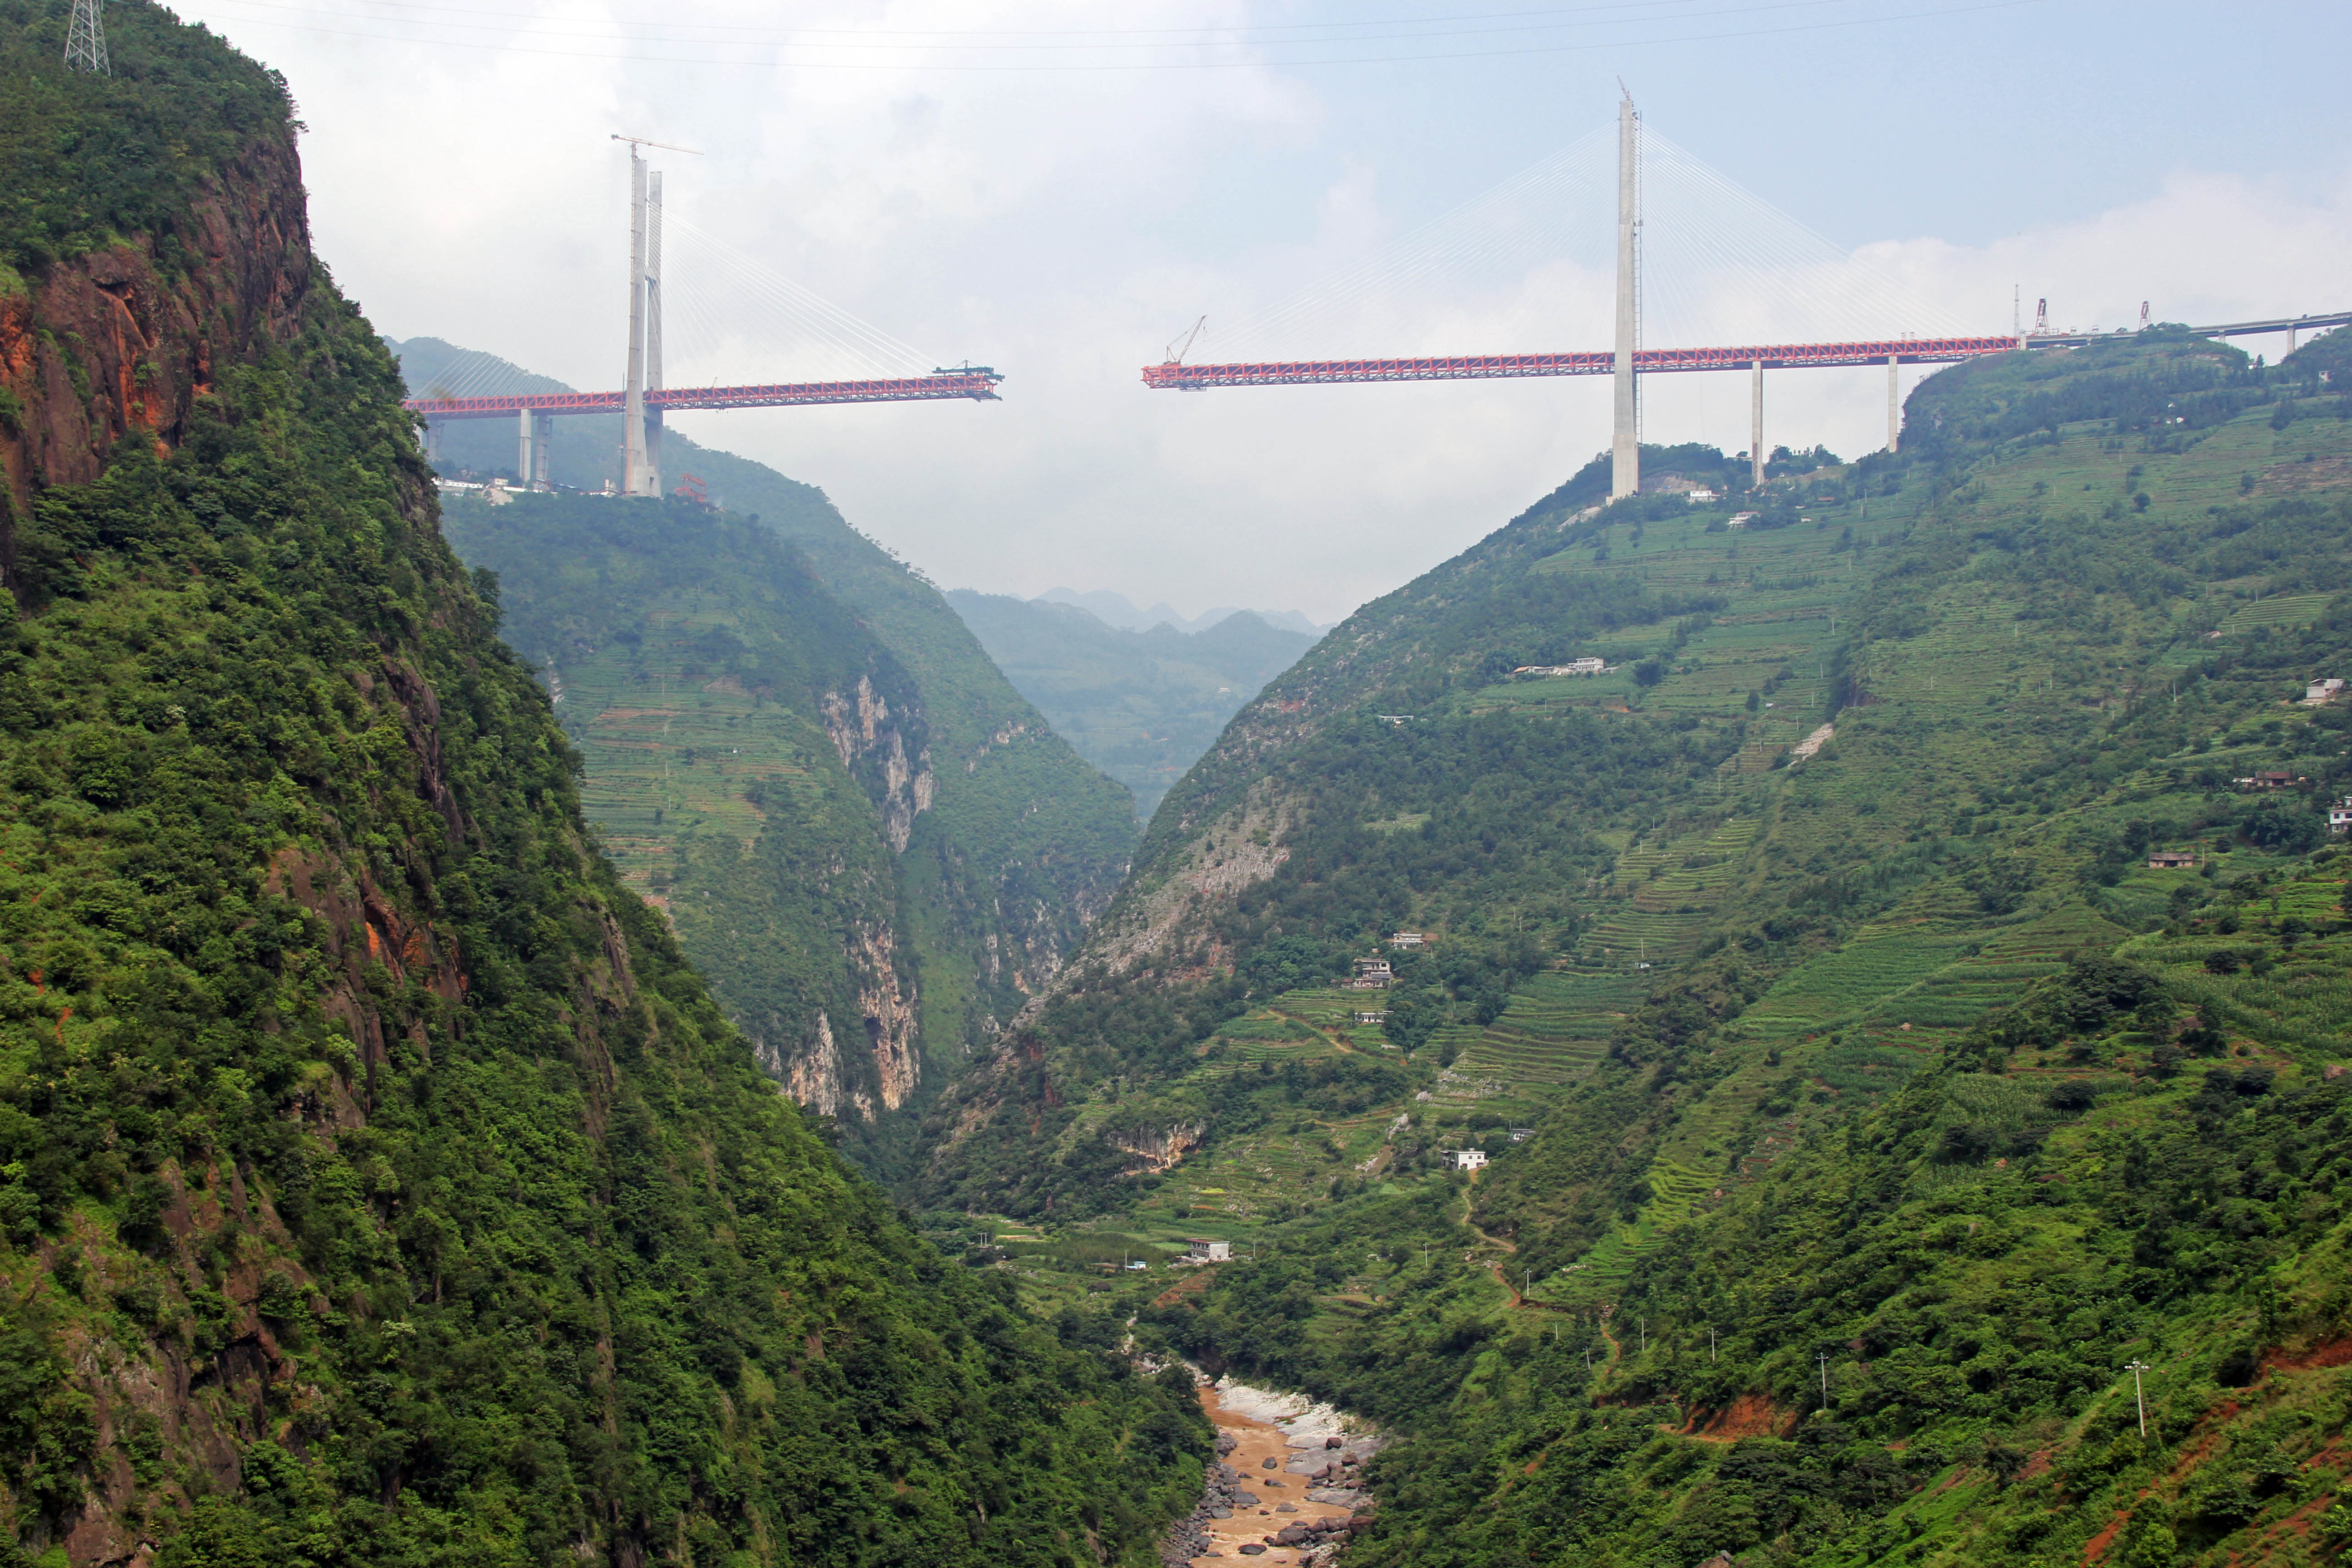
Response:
[[2303, 678, 2346, 706], [1350, 958, 1393, 989], [1388, 931, 1426, 949], [1685, 488, 1719, 504], [1727, 512, 1758, 529], [2147, 850, 2198, 869], [1509, 1128, 1536, 1143], [1354, 1010, 1388, 1025], [1186, 1238, 1232, 1262], [2332, 798, 2352, 835], [1513, 658, 1607, 677], [1446, 1149, 1488, 1172], [2234, 772, 2302, 791]]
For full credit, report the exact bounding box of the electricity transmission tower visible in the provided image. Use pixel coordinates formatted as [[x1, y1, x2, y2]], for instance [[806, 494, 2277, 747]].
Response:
[[65, 0, 109, 74]]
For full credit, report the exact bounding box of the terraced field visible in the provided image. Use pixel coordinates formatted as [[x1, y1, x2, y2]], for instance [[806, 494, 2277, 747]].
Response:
[[1582, 816, 1761, 965], [1542, 1158, 1723, 1306], [1449, 970, 1646, 1088], [550, 612, 836, 899]]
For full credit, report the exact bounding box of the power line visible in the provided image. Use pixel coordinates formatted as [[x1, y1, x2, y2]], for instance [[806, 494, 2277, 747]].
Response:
[[176, 0, 2044, 73], [192, 0, 1914, 53]]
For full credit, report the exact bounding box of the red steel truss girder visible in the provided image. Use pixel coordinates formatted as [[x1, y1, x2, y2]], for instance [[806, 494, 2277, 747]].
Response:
[[405, 372, 1003, 420], [1139, 336, 2026, 390]]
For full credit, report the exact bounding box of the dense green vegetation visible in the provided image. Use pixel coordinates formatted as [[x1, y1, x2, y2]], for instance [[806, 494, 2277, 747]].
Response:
[[400, 340, 1137, 1172], [0, 14, 1204, 1565], [0, 0, 295, 275], [933, 333, 2352, 1564], [441, 493, 1133, 1176], [944, 590, 1316, 819]]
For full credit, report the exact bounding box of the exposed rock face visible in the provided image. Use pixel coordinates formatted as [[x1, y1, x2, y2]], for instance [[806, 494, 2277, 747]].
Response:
[[0, 132, 313, 534], [849, 925, 921, 1112], [1107, 1121, 1206, 1174], [821, 675, 935, 853], [776, 1011, 847, 1117]]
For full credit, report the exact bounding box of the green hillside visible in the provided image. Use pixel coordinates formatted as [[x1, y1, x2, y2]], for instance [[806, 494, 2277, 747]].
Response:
[[916, 330, 2352, 1564], [395, 344, 1137, 1172], [441, 494, 1134, 1176], [944, 590, 1318, 818], [0, 10, 1201, 1565]]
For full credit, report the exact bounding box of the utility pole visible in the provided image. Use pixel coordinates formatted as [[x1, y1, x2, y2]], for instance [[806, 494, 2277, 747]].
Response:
[[1817, 1351, 1830, 1412], [2126, 1360, 2151, 1437], [1637, 1315, 1646, 1353], [1610, 85, 1642, 502], [64, 0, 108, 74], [1710, 1327, 1717, 1364]]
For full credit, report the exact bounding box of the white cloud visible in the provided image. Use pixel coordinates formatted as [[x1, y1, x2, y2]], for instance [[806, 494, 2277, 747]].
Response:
[[193, 3, 2352, 625]]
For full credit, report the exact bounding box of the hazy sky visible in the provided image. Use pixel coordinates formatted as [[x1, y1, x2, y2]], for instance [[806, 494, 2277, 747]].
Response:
[[179, 0, 2352, 623]]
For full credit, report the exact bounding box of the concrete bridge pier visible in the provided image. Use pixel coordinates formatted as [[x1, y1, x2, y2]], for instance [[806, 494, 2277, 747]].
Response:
[[1750, 359, 1764, 488], [1886, 354, 1900, 453]]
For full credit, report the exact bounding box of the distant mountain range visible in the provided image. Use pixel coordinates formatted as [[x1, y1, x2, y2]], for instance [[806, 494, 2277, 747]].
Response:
[[1036, 587, 1333, 639], [946, 591, 1321, 820]]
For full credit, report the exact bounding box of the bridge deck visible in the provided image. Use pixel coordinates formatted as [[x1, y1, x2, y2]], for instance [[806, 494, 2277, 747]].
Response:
[[1140, 314, 2352, 392], [406, 370, 1002, 420]]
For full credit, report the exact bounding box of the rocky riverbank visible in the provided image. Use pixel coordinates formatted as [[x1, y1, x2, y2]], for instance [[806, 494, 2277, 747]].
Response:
[[1159, 1377, 1381, 1566]]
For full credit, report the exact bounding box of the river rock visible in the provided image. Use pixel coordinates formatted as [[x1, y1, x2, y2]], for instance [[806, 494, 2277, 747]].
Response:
[[1238, 1546, 1266, 1557], [1274, 1504, 1297, 1514], [1232, 1490, 1261, 1507], [1306, 1487, 1369, 1508], [1209, 1507, 1232, 1519], [1262, 1457, 1279, 1469]]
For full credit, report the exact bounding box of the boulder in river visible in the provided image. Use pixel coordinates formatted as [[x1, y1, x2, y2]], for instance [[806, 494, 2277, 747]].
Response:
[[1238, 1546, 1267, 1557], [1306, 1487, 1370, 1508]]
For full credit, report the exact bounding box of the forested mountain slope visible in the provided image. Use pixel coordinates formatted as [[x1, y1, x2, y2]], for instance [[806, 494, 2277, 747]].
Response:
[[944, 590, 1317, 818], [0, 8, 1201, 1564], [396, 344, 1137, 1172], [922, 328, 2352, 1564]]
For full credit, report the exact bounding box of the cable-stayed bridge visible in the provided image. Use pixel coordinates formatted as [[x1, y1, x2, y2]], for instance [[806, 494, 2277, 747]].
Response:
[[404, 137, 998, 498], [1142, 94, 2347, 498]]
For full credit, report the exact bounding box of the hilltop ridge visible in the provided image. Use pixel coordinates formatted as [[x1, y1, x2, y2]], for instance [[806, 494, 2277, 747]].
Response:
[[912, 326, 2352, 1566], [0, 8, 1203, 1563]]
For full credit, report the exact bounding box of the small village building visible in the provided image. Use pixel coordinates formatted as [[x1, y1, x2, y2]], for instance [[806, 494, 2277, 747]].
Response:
[[2235, 772, 2301, 791], [2332, 798, 2352, 835], [1685, 488, 1718, 503], [2303, 678, 2346, 706], [1354, 1010, 1388, 1025], [1446, 1149, 1489, 1172], [1727, 512, 1757, 529], [1186, 1238, 1232, 1262], [1511, 658, 1607, 677], [1350, 957, 1393, 990], [2147, 850, 2197, 869], [1509, 1128, 1536, 1143], [1388, 931, 1426, 949]]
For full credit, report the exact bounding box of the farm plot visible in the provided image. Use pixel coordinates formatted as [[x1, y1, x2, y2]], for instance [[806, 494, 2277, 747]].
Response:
[[1450, 969, 1646, 1088]]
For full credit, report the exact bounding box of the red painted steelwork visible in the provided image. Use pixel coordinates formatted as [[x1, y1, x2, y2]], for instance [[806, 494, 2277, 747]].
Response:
[[406, 370, 1003, 420], [1141, 336, 2025, 390]]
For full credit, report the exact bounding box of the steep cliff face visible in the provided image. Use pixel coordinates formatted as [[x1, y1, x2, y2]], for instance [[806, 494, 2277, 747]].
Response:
[[0, 134, 309, 543], [0, 10, 1207, 1563], [396, 339, 1140, 1108]]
